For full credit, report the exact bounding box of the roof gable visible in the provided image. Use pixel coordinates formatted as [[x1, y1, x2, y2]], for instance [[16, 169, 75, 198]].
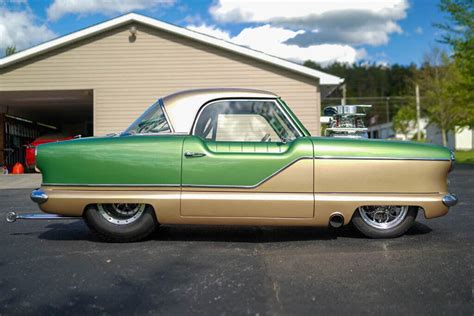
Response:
[[0, 13, 343, 86]]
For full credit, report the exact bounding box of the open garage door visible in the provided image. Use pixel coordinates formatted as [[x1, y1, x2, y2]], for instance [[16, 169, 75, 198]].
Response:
[[0, 90, 93, 171]]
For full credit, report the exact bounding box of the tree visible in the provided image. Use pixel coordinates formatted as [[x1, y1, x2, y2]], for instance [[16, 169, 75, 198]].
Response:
[[419, 48, 465, 146], [436, 0, 474, 126], [5, 46, 16, 56], [437, 0, 473, 48], [393, 105, 416, 140]]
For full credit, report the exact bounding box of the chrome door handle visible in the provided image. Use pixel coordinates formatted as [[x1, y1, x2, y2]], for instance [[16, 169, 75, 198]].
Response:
[[184, 151, 206, 158]]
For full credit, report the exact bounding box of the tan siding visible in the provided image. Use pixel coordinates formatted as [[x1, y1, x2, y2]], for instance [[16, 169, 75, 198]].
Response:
[[0, 23, 321, 136]]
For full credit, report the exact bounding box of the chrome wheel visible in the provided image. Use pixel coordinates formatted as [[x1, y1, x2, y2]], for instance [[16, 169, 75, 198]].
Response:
[[97, 203, 146, 225], [358, 206, 409, 230]]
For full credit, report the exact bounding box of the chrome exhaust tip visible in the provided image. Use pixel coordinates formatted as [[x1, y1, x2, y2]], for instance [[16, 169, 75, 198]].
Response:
[[5, 211, 79, 223], [329, 212, 345, 228]]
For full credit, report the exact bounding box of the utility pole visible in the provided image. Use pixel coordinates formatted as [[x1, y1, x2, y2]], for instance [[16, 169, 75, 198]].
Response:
[[385, 97, 390, 123], [341, 84, 346, 105], [415, 84, 421, 140]]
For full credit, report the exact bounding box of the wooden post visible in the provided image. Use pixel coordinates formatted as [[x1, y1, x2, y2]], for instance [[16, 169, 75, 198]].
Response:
[[0, 113, 5, 166]]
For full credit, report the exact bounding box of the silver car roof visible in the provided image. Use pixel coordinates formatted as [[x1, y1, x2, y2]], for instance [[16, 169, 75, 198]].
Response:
[[162, 88, 278, 133]]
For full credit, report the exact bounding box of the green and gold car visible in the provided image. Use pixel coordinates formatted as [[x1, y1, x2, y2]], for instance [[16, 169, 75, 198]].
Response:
[[7, 88, 457, 242]]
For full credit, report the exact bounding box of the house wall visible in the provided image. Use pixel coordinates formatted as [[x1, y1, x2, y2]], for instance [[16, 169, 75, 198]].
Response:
[[454, 127, 473, 151], [0, 23, 321, 136], [426, 125, 455, 149], [367, 119, 429, 141]]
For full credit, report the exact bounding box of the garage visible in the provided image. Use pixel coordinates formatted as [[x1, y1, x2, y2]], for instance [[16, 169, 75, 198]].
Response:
[[0, 90, 92, 170], [0, 13, 341, 170]]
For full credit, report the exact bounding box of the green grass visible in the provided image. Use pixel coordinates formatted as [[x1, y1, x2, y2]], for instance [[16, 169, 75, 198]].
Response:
[[455, 150, 474, 165]]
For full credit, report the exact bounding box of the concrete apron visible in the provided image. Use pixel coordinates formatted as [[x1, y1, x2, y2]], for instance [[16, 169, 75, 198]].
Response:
[[0, 174, 42, 189]]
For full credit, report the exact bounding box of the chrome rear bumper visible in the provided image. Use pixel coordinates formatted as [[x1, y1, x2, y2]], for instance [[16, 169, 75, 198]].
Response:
[[442, 193, 458, 207], [6, 189, 79, 223], [30, 189, 48, 204]]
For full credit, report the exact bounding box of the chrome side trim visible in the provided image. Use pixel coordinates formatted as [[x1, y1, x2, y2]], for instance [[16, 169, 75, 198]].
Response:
[[42, 183, 181, 187], [30, 189, 48, 204], [442, 193, 458, 207], [314, 156, 450, 161]]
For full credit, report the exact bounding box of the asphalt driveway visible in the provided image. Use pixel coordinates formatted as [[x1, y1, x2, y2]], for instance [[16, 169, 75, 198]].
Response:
[[0, 166, 472, 315]]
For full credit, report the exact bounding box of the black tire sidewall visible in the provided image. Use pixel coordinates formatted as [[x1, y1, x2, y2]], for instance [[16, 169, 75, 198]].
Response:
[[352, 206, 418, 238], [84, 204, 158, 242]]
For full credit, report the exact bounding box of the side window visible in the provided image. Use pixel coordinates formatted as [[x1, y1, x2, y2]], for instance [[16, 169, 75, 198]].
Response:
[[123, 101, 171, 135], [193, 100, 300, 142]]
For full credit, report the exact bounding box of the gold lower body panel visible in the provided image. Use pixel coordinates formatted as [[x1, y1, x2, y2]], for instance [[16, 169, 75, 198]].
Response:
[[39, 186, 448, 227], [181, 192, 314, 218]]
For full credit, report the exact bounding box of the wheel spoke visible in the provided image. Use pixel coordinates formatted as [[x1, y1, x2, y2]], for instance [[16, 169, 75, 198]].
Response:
[[359, 206, 408, 230], [98, 203, 146, 225]]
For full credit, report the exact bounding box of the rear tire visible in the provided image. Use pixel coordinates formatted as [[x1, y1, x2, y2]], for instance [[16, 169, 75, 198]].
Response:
[[352, 206, 418, 238], [84, 204, 158, 242]]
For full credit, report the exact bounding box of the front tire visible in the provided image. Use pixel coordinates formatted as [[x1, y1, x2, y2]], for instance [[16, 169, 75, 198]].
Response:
[[84, 204, 158, 242], [352, 206, 418, 238]]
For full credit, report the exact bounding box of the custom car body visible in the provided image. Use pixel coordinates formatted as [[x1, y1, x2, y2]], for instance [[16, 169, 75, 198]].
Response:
[[11, 88, 457, 241]]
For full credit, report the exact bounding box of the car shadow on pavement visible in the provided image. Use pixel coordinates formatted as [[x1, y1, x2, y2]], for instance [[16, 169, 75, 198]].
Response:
[[153, 221, 432, 242], [36, 221, 98, 242], [405, 221, 433, 235], [34, 220, 432, 243]]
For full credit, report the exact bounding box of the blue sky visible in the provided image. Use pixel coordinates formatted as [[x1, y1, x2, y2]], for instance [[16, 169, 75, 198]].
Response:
[[1, 0, 450, 65]]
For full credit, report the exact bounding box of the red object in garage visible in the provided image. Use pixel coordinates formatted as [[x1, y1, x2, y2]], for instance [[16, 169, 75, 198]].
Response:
[[25, 134, 73, 170], [12, 162, 24, 174]]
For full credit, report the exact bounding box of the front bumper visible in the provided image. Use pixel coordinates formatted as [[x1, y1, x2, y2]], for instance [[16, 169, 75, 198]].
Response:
[[442, 193, 458, 207]]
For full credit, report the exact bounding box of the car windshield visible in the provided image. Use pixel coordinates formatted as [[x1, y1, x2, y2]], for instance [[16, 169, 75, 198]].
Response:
[[123, 100, 171, 135]]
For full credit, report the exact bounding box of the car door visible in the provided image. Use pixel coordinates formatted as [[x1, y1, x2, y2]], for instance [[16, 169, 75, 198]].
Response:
[[180, 99, 314, 218]]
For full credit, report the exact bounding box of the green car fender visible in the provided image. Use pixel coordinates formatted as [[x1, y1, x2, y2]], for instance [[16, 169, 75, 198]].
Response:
[[37, 135, 186, 186]]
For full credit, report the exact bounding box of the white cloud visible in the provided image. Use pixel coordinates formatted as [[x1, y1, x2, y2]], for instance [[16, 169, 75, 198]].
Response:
[[47, 0, 175, 21], [0, 8, 56, 54], [415, 26, 423, 35], [210, 0, 409, 46], [188, 24, 358, 65], [187, 24, 231, 41], [211, 0, 407, 22]]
